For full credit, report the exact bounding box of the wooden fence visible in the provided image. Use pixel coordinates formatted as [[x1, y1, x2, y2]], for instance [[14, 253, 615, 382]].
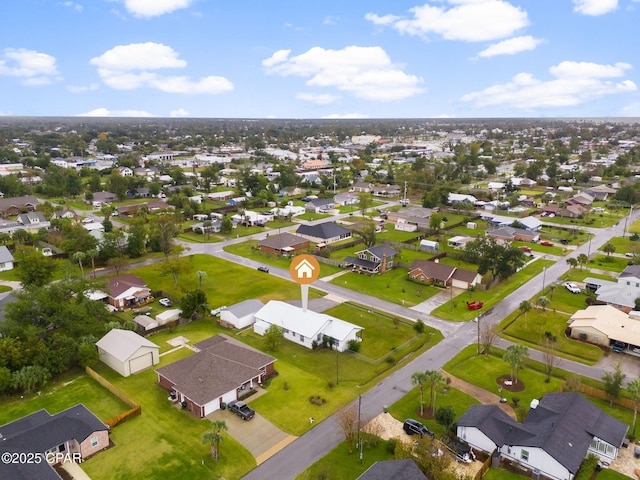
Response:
[[86, 366, 141, 428], [561, 382, 637, 410]]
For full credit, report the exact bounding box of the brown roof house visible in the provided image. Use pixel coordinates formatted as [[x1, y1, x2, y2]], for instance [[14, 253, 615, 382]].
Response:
[[258, 232, 310, 255], [0, 194, 39, 218], [408, 260, 482, 290], [486, 226, 540, 243], [0, 404, 110, 480], [107, 274, 152, 310], [156, 334, 276, 418]]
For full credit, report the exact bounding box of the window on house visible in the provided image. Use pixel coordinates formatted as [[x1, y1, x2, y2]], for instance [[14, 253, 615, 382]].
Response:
[[91, 436, 99, 447], [520, 450, 529, 462]]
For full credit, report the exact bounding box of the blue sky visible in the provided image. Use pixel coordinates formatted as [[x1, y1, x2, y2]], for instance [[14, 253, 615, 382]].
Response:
[[1, 0, 640, 119]]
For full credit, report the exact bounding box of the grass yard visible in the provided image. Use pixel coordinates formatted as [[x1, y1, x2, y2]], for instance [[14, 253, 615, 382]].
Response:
[[376, 229, 422, 242], [535, 282, 593, 314], [587, 254, 630, 273], [0, 373, 130, 426], [498, 307, 603, 365], [329, 268, 443, 307], [126, 254, 326, 308], [431, 258, 555, 322], [562, 267, 616, 283], [296, 211, 332, 221], [177, 232, 223, 243], [387, 385, 479, 438], [82, 348, 255, 480], [295, 439, 394, 480], [606, 236, 640, 255]]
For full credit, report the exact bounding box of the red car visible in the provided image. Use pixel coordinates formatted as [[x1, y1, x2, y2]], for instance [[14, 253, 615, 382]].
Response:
[[518, 246, 532, 253], [467, 300, 484, 311], [540, 241, 554, 247]]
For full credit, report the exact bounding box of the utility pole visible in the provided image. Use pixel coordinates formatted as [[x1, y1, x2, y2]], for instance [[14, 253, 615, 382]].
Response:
[[403, 181, 407, 205], [623, 205, 633, 237], [357, 394, 363, 463], [542, 266, 547, 294], [476, 314, 481, 355]]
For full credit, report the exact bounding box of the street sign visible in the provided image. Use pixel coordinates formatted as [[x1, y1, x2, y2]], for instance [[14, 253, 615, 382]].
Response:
[[289, 254, 320, 284]]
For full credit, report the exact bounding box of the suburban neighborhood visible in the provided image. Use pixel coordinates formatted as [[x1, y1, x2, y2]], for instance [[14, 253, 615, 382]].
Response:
[[3, 117, 640, 480]]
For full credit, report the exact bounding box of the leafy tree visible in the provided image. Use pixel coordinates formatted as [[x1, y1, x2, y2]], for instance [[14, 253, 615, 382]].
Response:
[[0, 366, 11, 394], [429, 212, 443, 232], [264, 324, 284, 352], [602, 242, 616, 256], [352, 220, 377, 248], [14, 246, 57, 288], [336, 403, 358, 453], [220, 215, 233, 233], [357, 192, 372, 217], [435, 406, 456, 434], [76, 341, 99, 368], [126, 219, 147, 258], [11, 365, 50, 393], [566, 257, 578, 270], [504, 344, 529, 385], [413, 319, 425, 334], [541, 338, 560, 383], [107, 256, 128, 275], [202, 420, 228, 462], [149, 213, 181, 257], [602, 361, 625, 406], [180, 289, 208, 320], [411, 371, 428, 416]]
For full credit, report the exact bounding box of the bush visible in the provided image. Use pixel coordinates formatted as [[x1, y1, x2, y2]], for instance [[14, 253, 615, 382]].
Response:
[[348, 339, 361, 352], [387, 438, 398, 454], [575, 453, 599, 480]]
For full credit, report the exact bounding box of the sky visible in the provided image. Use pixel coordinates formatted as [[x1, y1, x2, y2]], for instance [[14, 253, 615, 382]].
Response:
[[2, 0, 640, 119]]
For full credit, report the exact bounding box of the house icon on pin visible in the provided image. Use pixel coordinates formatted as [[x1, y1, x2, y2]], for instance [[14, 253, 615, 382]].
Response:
[[295, 259, 315, 279]]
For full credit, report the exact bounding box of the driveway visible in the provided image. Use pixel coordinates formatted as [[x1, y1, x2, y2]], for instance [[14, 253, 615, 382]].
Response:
[[206, 408, 296, 465]]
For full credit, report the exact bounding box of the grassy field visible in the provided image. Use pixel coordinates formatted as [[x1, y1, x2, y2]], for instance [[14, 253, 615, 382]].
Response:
[[587, 254, 629, 273], [431, 258, 555, 322], [606, 236, 640, 255], [562, 267, 616, 283], [498, 307, 603, 365]]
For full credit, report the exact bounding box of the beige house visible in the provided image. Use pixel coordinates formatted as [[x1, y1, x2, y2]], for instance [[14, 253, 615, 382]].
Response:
[[96, 328, 160, 377], [568, 305, 640, 351]]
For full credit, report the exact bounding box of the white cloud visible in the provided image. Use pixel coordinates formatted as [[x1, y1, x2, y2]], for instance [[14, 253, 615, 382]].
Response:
[[67, 83, 100, 93], [78, 108, 155, 117], [121, 0, 193, 18], [572, 0, 618, 16], [461, 60, 636, 109], [62, 1, 83, 13], [170, 108, 190, 117], [0, 48, 60, 85], [90, 42, 233, 94], [478, 36, 543, 57], [322, 113, 369, 119], [366, 0, 529, 42], [296, 92, 340, 104], [263, 46, 423, 101]]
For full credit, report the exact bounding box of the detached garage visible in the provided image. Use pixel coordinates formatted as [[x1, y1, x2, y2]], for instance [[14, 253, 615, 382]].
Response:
[[96, 329, 160, 377]]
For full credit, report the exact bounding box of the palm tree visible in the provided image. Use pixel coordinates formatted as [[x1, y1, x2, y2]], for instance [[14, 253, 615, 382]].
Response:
[[196, 270, 208, 290], [73, 251, 86, 276], [537, 295, 550, 312], [425, 370, 445, 413], [566, 257, 578, 270], [411, 371, 428, 416], [577, 253, 588, 270], [202, 420, 227, 462], [87, 249, 98, 278], [519, 300, 532, 327], [603, 242, 616, 256], [504, 344, 529, 385], [627, 379, 640, 437], [548, 284, 557, 300]]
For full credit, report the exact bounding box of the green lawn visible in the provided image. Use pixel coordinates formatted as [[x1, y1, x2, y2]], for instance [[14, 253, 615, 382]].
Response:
[[177, 232, 223, 243], [376, 229, 422, 242], [602, 236, 640, 255], [587, 254, 629, 273], [535, 282, 592, 314], [296, 212, 332, 221], [330, 268, 443, 307], [561, 267, 616, 283], [82, 349, 255, 480], [431, 259, 555, 322], [498, 307, 603, 365]]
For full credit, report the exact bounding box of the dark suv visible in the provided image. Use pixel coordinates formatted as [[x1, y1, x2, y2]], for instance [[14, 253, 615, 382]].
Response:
[[403, 418, 434, 438], [446, 438, 476, 463]]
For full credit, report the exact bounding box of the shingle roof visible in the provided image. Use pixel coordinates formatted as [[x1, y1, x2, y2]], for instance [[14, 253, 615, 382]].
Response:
[[258, 232, 308, 250], [225, 299, 264, 318], [156, 334, 275, 406], [0, 245, 13, 263], [366, 244, 398, 259], [107, 274, 147, 298], [296, 221, 351, 240], [409, 260, 456, 282], [357, 459, 427, 480]]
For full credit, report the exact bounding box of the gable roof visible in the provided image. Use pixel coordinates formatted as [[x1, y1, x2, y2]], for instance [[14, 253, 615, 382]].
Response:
[[96, 328, 159, 361], [409, 260, 455, 281], [107, 274, 148, 298], [225, 299, 264, 318], [364, 244, 399, 260], [0, 195, 39, 212], [357, 459, 427, 480], [296, 221, 351, 240], [0, 245, 13, 263], [486, 226, 537, 239], [156, 334, 275, 405], [258, 232, 308, 250]]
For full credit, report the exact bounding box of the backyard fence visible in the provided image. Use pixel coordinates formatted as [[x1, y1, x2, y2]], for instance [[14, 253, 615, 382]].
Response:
[[85, 366, 142, 428], [561, 383, 637, 410]]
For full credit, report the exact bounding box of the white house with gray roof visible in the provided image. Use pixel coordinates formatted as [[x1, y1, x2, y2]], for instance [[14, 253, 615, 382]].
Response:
[[0, 245, 14, 271], [96, 328, 160, 377], [253, 301, 362, 352]]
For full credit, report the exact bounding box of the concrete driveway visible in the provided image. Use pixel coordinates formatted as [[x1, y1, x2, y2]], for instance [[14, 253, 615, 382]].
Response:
[[207, 408, 296, 465]]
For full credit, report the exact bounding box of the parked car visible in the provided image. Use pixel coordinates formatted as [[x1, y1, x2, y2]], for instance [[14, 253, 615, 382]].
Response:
[[257, 266, 269, 273], [612, 341, 627, 353], [227, 400, 255, 420], [159, 298, 172, 307], [626, 253, 635, 258], [82, 217, 94, 224], [403, 419, 434, 438], [466, 300, 484, 311], [540, 241, 554, 247], [560, 239, 569, 245], [446, 438, 476, 463], [564, 283, 581, 294], [518, 246, 532, 253]]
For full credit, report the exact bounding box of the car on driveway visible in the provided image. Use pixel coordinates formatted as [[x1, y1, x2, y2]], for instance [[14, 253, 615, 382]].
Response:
[[626, 253, 635, 258], [540, 241, 554, 247], [403, 418, 434, 438], [228, 400, 255, 420], [564, 283, 580, 294], [445, 438, 476, 463]]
